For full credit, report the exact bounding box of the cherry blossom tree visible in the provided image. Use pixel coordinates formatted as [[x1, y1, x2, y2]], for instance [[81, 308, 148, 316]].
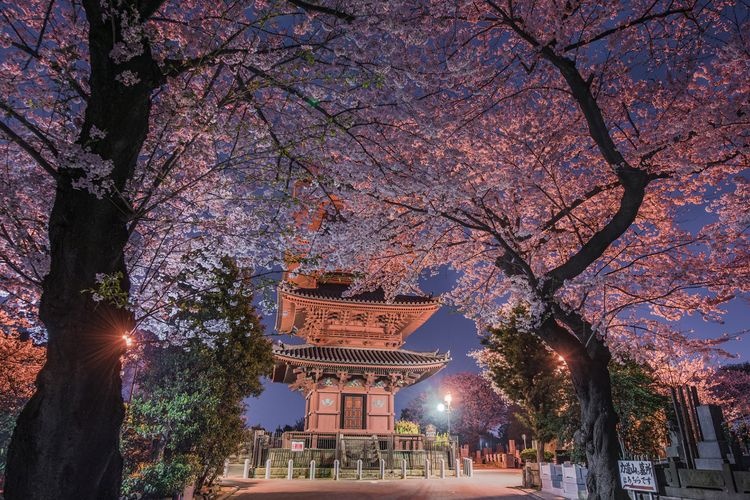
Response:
[[400, 372, 509, 449], [304, 2, 750, 498], [0, 1, 401, 497], [2, 1, 748, 499], [713, 363, 750, 427]]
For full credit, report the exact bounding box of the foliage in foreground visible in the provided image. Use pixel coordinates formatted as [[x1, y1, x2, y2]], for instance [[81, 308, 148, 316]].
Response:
[[477, 309, 669, 460], [121, 258, 273, 498]]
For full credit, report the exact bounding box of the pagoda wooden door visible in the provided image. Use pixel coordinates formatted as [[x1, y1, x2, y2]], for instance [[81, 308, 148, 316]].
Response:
[[341, 394, 365, 430]]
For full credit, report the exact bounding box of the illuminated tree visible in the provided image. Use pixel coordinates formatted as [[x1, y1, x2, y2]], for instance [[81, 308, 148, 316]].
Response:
[[0, 1, 392, 497], [476, 310, 574, 464], [308, 4, 748, 497]]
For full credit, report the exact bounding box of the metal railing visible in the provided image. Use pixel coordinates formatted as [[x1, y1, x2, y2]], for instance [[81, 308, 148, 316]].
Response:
[[249, 430, 458, 471]]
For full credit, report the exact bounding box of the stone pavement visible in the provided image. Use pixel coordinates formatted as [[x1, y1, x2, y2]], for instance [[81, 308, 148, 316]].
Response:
[[222, 469, 549, 499]]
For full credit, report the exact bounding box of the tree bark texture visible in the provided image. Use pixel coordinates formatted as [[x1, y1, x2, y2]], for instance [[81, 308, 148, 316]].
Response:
[[5, 1, 162, 498], [538, 319, 628, 500]]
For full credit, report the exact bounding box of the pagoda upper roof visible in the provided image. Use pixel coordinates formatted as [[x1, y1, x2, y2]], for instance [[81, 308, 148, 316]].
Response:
[[275, 280, 440, 347], [286, 282, 438, 305], [273, 343, 450, 367]]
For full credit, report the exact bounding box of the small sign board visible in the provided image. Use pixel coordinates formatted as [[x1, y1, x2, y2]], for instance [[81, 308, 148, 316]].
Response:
[[618, 460, 657, 493], [425, 424, 437, 439], [291, 440, 305, 452]]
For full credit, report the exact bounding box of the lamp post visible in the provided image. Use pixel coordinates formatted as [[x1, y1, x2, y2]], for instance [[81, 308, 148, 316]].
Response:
[[122, 332, 139, 403], [437, 393, 453, 435]]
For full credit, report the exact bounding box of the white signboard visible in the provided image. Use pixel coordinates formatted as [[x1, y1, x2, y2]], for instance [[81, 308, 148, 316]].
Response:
[[618, 460, 657, 493], [291, 440, 305, 452]]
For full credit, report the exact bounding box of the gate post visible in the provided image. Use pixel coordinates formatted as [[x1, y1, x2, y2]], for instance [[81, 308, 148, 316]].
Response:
[[380, 458, 385, 479], [223, 459, 230, 477], [401, 459, 407, 479], [440, 459, 445, 479], [425, 458, 431, 479], [243, 458, 250, 479], [357, 459, 363, 480], [265, 459, 271, 479], [456, 459, 461, 478], [333, 459, 340, 480], [287, 459, 294, 480], [309, 460, 316, 480]]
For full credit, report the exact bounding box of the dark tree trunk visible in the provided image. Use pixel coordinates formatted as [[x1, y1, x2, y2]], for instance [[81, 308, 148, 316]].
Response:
[[4, 1, 163, 498], [538, 319, 628, 500], [567, 345, 627, 500]]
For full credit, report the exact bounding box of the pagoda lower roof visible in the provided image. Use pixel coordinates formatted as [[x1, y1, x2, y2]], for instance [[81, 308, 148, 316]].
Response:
[[272, 344, 450, 367]]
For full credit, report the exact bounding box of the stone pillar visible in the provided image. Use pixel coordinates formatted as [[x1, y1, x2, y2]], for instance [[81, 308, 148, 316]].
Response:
[[694, 405, 731, 470]]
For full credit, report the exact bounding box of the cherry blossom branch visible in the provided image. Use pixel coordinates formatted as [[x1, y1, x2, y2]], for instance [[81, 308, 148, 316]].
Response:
[[485, 2, 658, 295], [0, 99, 59, 156], [0, 121, 58, 178], [287, 0, 355, 22], [531, 181, 621, 238], [562, 4, 691, 52]]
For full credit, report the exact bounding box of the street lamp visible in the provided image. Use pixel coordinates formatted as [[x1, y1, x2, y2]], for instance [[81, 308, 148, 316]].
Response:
[[437, 393, 453, 435]]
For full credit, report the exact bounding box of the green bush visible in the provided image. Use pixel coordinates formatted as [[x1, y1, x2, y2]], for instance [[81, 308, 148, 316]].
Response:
[[434, 432, 450, 445], [395, 419, 420, 434], [520, 448, 554, 462], [122, 456, 196, 498]]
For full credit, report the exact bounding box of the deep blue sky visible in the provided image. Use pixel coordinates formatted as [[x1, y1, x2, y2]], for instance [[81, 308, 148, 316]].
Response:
[[245, 268, 749, 430]]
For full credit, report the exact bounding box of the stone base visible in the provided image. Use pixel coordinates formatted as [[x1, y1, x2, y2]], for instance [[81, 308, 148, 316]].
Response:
[[697, 440, 730, 459], [694, 457, 728, 471]]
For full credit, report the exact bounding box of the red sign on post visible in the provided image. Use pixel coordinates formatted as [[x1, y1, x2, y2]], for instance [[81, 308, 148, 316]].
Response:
[[291, 440, 305, 452]]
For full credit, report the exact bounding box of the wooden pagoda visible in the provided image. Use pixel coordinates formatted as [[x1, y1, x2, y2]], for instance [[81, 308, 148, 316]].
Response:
[[271, 273, 450, 434]]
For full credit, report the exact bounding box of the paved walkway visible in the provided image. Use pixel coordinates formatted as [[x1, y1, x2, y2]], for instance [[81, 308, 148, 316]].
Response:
[[224, 469, 548, 499]]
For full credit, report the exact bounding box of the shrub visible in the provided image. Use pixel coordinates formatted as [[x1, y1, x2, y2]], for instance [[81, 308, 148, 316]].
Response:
[[434, 432, 450, 445], [122, 456, 196, 499], [395, 419, 420, 434], [520, 448, 554, 462]]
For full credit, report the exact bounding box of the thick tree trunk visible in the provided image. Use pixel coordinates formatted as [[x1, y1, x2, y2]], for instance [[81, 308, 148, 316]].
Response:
[[4, 200, 131, 498], [566, 342, 628, 500], [4, 1, 162, 498], [568, 354, 628, 500], [537, 318, 627, 500]]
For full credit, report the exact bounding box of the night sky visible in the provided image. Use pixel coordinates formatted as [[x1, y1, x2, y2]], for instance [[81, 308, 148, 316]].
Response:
[[245, 266, 749, 430]]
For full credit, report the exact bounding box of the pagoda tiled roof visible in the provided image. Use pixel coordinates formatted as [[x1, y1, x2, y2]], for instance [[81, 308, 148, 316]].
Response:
[[272, 343, 450, 367], [286, 283, 437, 305]]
